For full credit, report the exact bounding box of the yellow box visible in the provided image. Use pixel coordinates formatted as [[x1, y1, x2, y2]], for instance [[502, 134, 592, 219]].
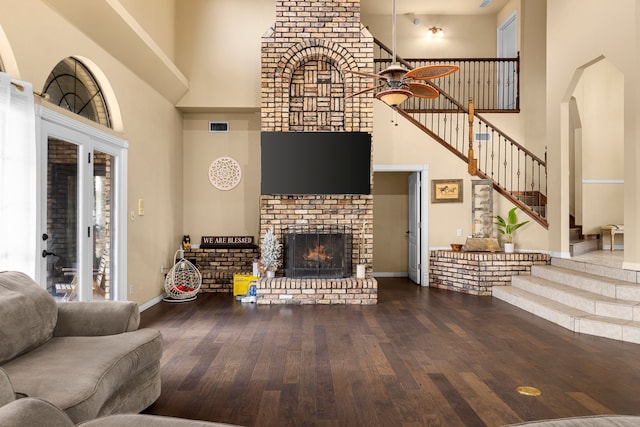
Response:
[[233, 274, 259, 296]]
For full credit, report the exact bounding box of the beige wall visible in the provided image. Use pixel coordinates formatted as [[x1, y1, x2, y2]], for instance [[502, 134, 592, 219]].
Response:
[[0, 0, 185, 305], [372, 172, 409, 273], [120, 0, 177, 61], [572, 59, 624, 235], [175, 0, 275, 110], [182, 113, 261, 244], [547, 0, 638, 264], [362, 13, 497, 58]]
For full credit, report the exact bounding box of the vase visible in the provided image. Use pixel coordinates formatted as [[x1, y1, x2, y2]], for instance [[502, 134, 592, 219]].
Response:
[[266, 270, 276, 279], [504, 243, 515, 253], [356, 264, 366, 279]]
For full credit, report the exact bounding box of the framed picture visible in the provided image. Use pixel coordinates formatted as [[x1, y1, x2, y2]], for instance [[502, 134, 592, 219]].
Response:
[[431, 179, 463, 203]]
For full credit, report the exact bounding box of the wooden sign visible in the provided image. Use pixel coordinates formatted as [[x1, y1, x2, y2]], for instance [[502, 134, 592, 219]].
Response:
[[200, 236, 255, 248]]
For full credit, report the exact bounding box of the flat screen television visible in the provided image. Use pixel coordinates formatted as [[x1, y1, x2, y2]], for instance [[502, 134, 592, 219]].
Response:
[[261, 131, 371, 195]]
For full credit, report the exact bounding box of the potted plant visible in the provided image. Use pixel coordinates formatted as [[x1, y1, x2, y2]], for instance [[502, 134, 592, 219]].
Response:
[[494, 207, 529, 253], [260, 226, 282, 278]]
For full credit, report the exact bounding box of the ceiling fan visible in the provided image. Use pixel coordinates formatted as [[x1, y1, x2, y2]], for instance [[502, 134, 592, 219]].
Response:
[[345, 0, 459, 107]]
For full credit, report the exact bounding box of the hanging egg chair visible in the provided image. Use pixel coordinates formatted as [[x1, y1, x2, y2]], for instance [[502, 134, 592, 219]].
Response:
[[163, 249, 201, 303]]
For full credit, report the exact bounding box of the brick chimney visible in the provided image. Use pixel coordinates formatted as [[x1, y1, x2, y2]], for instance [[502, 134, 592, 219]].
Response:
[[260, 0, 375, 279]]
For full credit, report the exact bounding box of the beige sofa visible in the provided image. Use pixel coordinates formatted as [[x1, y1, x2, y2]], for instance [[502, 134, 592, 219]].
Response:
[[505, 415, 640, 426], [0, 397, 240, 427], [0, 271, 163, 423]]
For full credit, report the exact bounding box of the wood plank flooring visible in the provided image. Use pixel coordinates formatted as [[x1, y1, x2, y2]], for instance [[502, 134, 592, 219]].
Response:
[[140, 278, 640, 427]]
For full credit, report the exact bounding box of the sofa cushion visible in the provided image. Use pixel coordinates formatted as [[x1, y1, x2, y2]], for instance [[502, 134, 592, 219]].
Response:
[[0, 271, 57, 364], [505, 415, 640, 426], [0, 328, 162, 423], [81, 414, 242, 426]]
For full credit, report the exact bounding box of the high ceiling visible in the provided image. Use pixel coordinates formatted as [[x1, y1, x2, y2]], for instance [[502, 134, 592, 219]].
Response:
[[360, 0, 511, 16]]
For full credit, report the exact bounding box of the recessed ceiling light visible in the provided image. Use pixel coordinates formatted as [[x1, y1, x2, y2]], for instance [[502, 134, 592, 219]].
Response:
[[479, 0, 492, 7]]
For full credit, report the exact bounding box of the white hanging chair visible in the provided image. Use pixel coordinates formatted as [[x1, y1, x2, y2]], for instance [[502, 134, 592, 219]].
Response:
[[163, 249, 201, 303]]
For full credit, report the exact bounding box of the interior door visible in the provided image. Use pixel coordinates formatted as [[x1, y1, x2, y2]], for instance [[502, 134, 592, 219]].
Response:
[[497, 12, 518, 109], [408, 172, 420, 284]]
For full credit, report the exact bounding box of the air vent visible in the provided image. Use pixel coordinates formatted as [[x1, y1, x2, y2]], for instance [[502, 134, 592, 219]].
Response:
[[479, 0, 492, 8], [209, 121, 229, 133], [474, 132, 492, 143]]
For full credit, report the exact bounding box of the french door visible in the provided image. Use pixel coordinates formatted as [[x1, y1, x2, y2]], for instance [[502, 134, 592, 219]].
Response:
[[37, 107, 127, 301]]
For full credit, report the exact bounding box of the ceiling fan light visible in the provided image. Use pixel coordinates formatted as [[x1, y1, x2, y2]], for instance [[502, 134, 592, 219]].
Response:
[[376, 88, 412, 107]]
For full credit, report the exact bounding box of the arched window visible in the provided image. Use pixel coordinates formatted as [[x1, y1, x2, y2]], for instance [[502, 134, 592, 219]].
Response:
[[43, 57, 111, 128]]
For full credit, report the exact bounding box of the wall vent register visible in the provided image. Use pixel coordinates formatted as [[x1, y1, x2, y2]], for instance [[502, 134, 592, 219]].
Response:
[[209, 121, 229, 133]]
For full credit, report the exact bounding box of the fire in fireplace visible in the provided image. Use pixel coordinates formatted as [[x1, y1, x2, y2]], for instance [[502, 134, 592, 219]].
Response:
[[284, 225, 352, 278]]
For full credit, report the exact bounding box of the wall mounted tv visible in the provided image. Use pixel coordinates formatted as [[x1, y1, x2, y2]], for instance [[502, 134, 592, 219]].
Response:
[[261, 131, 372, 195]]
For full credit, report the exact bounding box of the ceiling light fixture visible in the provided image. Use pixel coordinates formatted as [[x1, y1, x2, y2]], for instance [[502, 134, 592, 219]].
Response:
[[428, 26, 444, 37]]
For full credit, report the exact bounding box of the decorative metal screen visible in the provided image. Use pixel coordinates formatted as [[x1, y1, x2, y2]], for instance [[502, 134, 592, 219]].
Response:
[[284, 225, 352, 278]]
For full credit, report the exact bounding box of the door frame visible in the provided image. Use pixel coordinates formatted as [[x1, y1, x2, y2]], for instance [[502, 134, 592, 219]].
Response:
[[35, 104, 128, 300], [373, 164, 429, 286]]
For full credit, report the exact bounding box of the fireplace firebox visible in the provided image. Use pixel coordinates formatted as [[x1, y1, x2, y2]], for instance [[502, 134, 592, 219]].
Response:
[[284, 225, 352, 278]]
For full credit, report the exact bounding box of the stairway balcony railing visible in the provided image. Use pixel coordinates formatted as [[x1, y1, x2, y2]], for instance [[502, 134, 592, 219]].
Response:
[[374, 38, 519, 113]]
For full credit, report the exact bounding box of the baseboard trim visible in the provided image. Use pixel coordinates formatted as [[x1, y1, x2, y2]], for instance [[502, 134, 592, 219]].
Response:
[[372, 272, 409, 278], [139, 293, 166, 312]]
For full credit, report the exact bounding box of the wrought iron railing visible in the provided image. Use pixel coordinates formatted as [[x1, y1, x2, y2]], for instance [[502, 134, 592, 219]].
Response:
[[374, 38, 519, 112], [372, 39, 547, 227]]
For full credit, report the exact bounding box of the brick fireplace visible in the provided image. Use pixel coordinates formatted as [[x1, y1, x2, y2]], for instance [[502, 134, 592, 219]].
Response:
[[258, 0, 377, 304]]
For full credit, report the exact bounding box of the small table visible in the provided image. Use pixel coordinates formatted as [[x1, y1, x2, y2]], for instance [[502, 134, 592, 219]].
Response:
[[601, 225, 624, 251]]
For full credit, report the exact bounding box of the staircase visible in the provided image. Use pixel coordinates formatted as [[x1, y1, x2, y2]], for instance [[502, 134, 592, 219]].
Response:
[[372, 39, 548, 229], [569, 216, 600, 256], [493, 257, 640, 344]]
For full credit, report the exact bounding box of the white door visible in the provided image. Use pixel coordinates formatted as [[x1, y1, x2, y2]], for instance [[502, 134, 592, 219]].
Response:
[[497, 12, 518, 109], [38, 108, 128, 301], [408, 172, 420, 284]]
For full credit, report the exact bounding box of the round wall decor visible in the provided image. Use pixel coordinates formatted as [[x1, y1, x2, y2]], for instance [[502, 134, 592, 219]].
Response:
[[208, 157, 242, 191]]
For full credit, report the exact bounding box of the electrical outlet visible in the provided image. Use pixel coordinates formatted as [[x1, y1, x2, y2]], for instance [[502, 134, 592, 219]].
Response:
[[129, 284, 134, 294], [160, 264, 164, 274], [457, 228, 463, 237]]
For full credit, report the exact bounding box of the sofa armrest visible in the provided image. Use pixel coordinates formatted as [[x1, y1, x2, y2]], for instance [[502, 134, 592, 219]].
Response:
[[53, 301, 140, 337], [0, 398, 74, 427], [0, 368, 16, 407]]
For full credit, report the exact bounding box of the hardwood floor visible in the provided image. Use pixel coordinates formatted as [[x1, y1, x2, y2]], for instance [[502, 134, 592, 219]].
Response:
[[140, 278, 640, 427]]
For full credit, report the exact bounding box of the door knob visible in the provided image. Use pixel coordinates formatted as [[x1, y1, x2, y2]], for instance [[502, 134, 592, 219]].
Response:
[[42, 250, 57, 258]]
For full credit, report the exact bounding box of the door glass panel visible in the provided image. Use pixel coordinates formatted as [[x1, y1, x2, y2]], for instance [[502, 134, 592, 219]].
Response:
[[93, 149, 113, 300], [45, 137, 79, 300]]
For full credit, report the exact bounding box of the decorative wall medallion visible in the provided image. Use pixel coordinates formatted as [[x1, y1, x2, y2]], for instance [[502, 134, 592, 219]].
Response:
[[208, 157, 242, 191]]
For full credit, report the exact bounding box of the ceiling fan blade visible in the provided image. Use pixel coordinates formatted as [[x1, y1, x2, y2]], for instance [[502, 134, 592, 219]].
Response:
[[343, 69, 389, 81], [407, 83, 439, 99], [405, 65, 460, 80], [346, 83, 387, 99]]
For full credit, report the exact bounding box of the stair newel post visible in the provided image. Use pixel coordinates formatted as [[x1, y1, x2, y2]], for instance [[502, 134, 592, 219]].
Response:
[[468, 97, 478, 176]]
